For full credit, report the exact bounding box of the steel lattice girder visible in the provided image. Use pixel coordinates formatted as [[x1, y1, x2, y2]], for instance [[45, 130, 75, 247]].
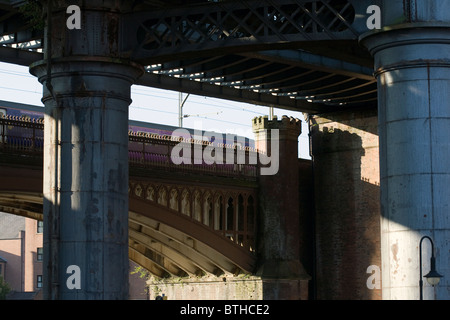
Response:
[[0, 0, 378, 112], [0, 0, 377, 56], [123, 0, 377, 63]]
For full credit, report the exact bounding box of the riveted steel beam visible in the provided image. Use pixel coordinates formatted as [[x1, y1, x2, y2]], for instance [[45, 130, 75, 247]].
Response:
[[123, 0, 375, 64], [0, 46, 42, 66], [243, 49, 374, 80], [130, 224, 209, 277], [129, 218, 225, 276], [0, 0, 376, 113], [136, 69, 336, 113]]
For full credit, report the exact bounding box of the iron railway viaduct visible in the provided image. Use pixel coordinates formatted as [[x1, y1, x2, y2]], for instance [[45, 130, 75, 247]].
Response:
[[0, 0, 448, 299]]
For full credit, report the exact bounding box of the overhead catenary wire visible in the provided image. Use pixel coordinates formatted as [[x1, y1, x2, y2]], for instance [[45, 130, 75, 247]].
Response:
[[0, 85, 309, 140], [132, 88, 267, 116], [0, 66, 270, 117], [0, 71, 310, 159], [0, 62, 309, 145], [0, 84, 259, 128]]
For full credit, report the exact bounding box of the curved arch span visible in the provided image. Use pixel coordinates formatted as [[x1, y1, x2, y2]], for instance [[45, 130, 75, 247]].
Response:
[[0, 165, 256, 278]]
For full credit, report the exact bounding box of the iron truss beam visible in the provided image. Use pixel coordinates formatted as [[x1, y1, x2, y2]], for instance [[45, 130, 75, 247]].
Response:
[[0, 45, 42, 65], [1, 0, 376, 61], [0, 0, 377, 112], [123, 0, 375, 64], [0, 1, 43, 53], [137, 49, 377, 112]]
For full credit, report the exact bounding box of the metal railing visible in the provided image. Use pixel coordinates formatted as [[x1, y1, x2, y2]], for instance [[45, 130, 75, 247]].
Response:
[[129, 130, 258, 179], [0, 115, 44, 154], [0, 116, 258, 180]]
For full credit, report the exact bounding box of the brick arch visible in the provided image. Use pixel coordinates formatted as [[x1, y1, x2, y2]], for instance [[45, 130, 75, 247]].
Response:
[[168, 186, 179, 211], [156, 185, 168, 206], [203, 191, 213, 228], [192, 189, 202, 222], [213, 192, 224, 232], [145, 185, 155, 201], [180, 188, 191, 217]]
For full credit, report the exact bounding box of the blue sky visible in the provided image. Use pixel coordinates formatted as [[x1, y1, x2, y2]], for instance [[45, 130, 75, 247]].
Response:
[[0, 61, 310, 159]]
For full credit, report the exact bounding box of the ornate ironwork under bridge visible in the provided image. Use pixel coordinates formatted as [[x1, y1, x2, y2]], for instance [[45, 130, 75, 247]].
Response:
[[0, 0, 377, 113]]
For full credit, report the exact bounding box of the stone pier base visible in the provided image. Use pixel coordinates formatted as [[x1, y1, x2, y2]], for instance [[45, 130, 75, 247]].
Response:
[[146, 275, 309, 300]]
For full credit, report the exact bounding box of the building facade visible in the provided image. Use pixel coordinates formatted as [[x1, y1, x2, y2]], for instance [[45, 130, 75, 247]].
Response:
[[0, 212, 43, 296], [0, 212, 147, 299]]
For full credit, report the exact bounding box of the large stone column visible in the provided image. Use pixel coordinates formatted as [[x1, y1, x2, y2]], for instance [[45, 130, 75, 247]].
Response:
[[360, 1, 450, 300], [30, 2, 143, 299], [252, 115, 311, 300]]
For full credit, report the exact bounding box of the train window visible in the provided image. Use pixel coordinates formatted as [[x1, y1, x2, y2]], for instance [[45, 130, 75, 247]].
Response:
[[0, 108, 5, 118]]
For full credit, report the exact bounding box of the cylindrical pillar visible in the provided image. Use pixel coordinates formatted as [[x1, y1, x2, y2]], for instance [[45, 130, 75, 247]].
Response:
[[361, 25, 450, 299], [30, 58, 142, 299], [29, 0, 143, 299]]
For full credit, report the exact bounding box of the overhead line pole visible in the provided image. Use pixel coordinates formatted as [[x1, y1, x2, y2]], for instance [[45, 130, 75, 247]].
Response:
[[179, 92, 190, 127]]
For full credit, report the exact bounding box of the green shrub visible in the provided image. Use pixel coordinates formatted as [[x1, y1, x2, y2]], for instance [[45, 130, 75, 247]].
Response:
[[0, 276, 11, 300]]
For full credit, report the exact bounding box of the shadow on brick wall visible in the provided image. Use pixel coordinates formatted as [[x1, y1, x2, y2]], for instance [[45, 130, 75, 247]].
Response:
[[310, 112, 381, 300]]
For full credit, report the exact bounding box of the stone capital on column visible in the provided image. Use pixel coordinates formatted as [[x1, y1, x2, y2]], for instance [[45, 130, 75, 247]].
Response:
[[360, 25, 450, 74], [30, 57, 144, 102]]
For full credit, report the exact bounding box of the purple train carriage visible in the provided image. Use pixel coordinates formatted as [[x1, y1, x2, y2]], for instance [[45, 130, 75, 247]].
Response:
[[0, 100, 253, 147], [0, 100, 257, 178]]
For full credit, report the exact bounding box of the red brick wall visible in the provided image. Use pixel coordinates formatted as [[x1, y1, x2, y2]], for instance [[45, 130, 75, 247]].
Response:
[[310, 108, 381, 300]]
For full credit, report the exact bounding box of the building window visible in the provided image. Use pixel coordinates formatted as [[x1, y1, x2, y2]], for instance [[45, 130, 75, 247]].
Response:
[[37, 221, 43, 233], [37, 275, 43, 288], [37, 248, 43, 261]]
